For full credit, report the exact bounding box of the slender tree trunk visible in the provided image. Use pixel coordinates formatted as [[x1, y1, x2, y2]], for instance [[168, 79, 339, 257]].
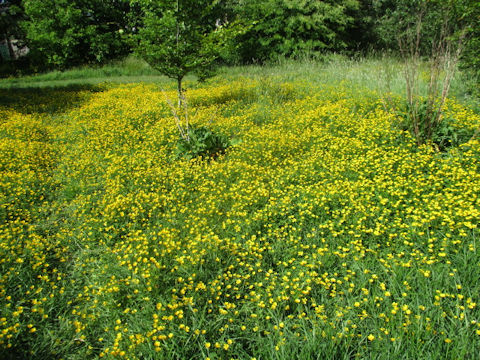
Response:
[[177, 76, 183, 108], [174, 0, 189, 140], [3, 33, 14, 60], [176, 0, 181, 108]]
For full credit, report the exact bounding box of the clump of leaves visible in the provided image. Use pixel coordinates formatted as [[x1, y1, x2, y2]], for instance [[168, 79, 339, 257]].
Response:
[[163, 93, 235, 160], [430, 118, 475, 152], [399, 99, 474, 151], [175, 126, 231, 160]]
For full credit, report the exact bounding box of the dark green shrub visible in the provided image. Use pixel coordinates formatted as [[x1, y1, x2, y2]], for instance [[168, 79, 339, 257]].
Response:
[[430, 118, 475, 152], [175, 126, 231, 160], [399, 100, 474, 151]]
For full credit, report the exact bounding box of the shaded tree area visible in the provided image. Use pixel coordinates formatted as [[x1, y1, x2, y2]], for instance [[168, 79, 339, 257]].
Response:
[[22, 0, 136, 69], [458, 0, 480, 83], [0, 0, 479, 85], [230, 0, 361, 63], [0, 0, 25, 58]]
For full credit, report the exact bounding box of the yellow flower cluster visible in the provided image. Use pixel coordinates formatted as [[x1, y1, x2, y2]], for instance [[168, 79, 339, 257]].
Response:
[[1, 80, 480, 359]]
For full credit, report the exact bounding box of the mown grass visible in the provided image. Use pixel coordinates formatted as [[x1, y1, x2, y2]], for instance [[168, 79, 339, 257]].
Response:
[[0, 61, 480, 359]]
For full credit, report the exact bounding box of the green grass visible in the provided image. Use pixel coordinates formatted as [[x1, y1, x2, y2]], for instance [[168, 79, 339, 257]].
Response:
[[218, 54, 480, 111], [0, 56, 166, 88], [2, 54, 478, 111]]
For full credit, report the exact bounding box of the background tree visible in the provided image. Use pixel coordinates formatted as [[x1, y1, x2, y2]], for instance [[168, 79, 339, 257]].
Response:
[[370, 0, 472, 55], [346, 0, 378, 53], [0, 0, 25, 60], [232, 0, 360, 63], [22, 0, 134, 69], [457, 0, 480, 86]]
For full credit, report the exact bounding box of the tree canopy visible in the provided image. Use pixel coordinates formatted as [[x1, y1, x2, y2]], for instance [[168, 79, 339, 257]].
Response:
[[0, 0, 25, 60], [233, 0, 360, 62], [0, 0, 477, 84], [133, 0, 241, 97], [22, 0, 134, 68]]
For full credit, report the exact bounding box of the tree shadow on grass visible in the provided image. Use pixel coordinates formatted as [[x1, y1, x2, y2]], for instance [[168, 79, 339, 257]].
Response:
[[0, 84, 106, 115]]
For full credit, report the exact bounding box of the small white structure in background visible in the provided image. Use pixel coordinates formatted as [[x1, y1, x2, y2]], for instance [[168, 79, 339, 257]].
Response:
[[0, 39, 28, 60], [0, 0, 29, 61], [215, 15, 229, 29]]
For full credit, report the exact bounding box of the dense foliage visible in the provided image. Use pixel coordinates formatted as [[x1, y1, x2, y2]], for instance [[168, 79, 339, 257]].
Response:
[[459, 0, 480, 85], [175, 126, 231, 160], [231, 0, 360, 62], [22, 0, 133, 68], [0, 0, 477, 83], [0, 0, 25, 60], [133, 0, 236, 89]]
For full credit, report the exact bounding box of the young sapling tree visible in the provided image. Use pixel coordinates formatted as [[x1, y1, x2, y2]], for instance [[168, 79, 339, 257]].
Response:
[[133, 0, 240, 145]]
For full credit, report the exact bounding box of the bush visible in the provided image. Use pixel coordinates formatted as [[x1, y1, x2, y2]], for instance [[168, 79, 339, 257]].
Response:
[[399, 99, 475, 151], [232, 0, 360, 63], [175, 126, 231, 160]]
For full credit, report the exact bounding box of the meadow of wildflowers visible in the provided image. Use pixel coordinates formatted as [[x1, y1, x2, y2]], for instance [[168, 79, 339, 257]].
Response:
[[0, 79, 479, 359]]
